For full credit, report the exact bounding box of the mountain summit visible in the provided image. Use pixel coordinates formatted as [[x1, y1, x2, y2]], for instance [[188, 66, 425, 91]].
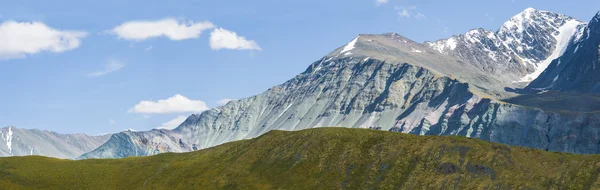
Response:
[[425, 8, 584, 83]]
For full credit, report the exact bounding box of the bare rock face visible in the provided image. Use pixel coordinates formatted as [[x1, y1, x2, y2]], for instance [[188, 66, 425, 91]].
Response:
[[0, 127, 110, 159], [81, 30, 600, 159]]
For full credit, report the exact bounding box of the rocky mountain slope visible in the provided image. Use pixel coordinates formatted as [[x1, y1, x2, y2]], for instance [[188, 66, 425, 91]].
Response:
[[5, 128, 600, 189], [81, 15, 600, 159], [0, 127, 110, 159], [528, 12, 600, 92], [425, 8, 585, 83]]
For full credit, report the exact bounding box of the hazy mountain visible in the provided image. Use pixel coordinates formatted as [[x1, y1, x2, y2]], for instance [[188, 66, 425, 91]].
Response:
[[0, 127, 110, 159]]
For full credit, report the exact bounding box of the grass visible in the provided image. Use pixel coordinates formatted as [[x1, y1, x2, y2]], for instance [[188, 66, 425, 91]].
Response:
[[1, 127, 600, 189]]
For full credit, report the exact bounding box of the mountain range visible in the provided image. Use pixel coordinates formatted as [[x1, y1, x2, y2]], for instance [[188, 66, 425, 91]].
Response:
[[3, 128, 600, 189], [4, 8, 600, 159]]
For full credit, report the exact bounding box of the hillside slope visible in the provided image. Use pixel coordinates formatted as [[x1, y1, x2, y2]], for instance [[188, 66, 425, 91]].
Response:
[[3, 128, 600, 189]]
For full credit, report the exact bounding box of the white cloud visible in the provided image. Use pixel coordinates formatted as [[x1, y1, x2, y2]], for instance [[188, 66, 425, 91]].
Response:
[[145, 46, 153, 51], [415, 13, 426, 20], [87, 59, 125, 77], [399, 9, 410, 17], [217, 98, 236, 106], [376, 0, 388, 6], [109, 120, 116, 125], [209, 28, 261, 51], [0, 21, 87, 59], [485, 13, 495, 21], [128, 94, 209, 114], [156, 115, 188, 130], [395, 6, 424, 19], [110, 18, 215, 41]]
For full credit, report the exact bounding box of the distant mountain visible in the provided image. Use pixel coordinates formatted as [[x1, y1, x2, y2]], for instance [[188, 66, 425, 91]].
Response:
[[0, 127, 110, 159], [82, 22, 600, 159], [528, 12, 600, 92], [5, 128, 600, 189]]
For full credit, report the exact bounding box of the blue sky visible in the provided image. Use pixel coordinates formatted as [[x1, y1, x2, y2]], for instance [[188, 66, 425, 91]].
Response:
[[0, 0, 598, 135]]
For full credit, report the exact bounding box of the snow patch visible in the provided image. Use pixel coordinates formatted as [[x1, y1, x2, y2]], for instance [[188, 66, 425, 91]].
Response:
[[274, 103, 294, 122], [411, 48, 423, 53], [6, 127, 13, 156], [446, 38, 457, 50], [340, 36, 359, 54], [519, 19, 581, 82], [428, 38, 457, 54]]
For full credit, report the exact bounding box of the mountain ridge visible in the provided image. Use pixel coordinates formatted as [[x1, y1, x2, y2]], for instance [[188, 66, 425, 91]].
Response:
[[79, 8, 600, 159]]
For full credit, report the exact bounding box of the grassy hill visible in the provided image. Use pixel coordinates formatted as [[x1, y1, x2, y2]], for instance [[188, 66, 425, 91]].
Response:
[[1, 127, 600, 189]]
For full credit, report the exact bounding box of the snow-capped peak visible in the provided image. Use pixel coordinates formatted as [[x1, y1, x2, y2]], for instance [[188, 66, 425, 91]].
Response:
[[498, 8, 571, 35], [524, 7, 536, 13]]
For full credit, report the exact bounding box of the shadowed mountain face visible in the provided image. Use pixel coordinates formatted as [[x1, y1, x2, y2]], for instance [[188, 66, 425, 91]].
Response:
[[528, 12, 600, 93], [81, 26, 600, 159], [5, 128, 600, 189], [0, 127, 110, 159]]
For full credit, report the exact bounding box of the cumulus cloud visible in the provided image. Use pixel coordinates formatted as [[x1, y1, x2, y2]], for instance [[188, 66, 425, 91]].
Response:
[[110, 18, 215, 41], [156, 115, 188, 130], [128, 94, 209, 114], [209, 28, 261, 51], [87, 59, 125, 77], [376, 0, 388, 6], [0, 21, 87, 59], [217, 98, 236, 106]]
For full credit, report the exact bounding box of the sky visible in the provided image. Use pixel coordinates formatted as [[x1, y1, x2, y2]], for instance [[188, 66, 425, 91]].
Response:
[[0, 0, 598, 135]]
